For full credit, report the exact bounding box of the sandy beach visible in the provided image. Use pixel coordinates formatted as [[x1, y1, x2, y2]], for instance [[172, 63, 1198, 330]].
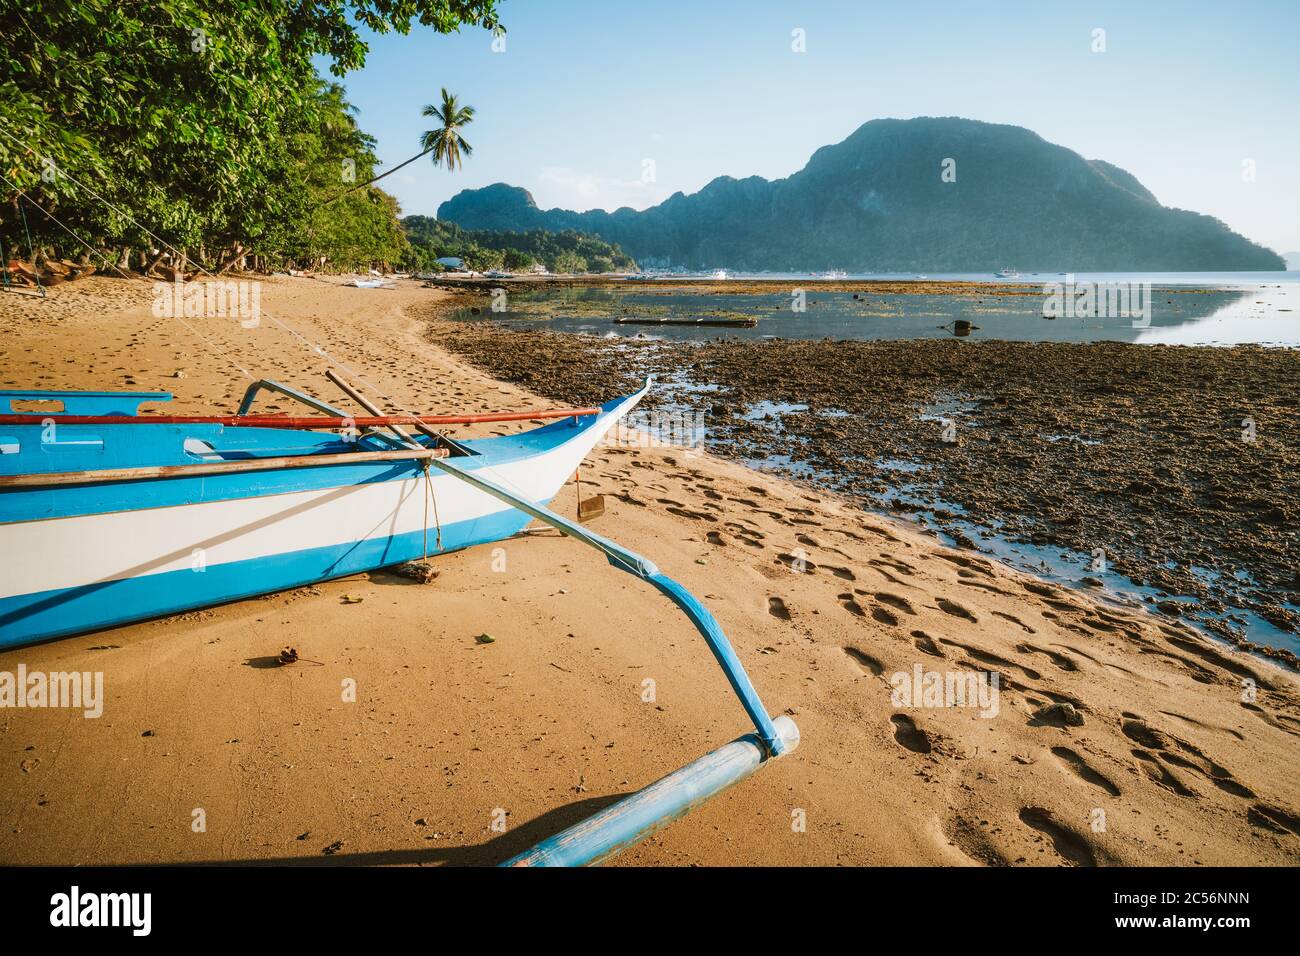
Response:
[[1, 274, 1298, 867]]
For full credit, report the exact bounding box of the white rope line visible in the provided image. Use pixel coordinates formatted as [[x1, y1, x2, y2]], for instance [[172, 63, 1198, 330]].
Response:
[[0, 173, 257, 381]]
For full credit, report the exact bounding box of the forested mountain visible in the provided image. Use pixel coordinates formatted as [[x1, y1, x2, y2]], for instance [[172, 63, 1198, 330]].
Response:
[[437, 118, 1284, 272]]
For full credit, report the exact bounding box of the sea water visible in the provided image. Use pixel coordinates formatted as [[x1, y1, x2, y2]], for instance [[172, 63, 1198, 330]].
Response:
[[464, 272, 1298, 347]]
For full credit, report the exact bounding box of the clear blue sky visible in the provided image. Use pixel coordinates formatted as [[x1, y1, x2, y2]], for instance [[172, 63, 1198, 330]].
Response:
[[334, 0, 1300, 253]]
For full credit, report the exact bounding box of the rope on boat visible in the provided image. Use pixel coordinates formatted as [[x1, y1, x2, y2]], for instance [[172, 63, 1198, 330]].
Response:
[[17, 195, 45, 299], [0, 172, 255, 379], [420, 460, 443, 556]]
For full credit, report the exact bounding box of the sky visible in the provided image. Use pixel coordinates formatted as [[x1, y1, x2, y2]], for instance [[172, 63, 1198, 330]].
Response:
[[333, 0, 1300, 254]]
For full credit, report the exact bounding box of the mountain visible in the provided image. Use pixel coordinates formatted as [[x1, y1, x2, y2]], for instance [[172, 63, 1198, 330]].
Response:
[[437, 118, 1284, 272]]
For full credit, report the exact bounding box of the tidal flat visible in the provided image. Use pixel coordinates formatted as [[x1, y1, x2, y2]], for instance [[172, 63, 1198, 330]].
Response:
[[435, 285, 1300, 666]]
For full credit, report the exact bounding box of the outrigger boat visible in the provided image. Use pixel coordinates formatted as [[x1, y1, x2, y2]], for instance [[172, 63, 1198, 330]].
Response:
[[0, 376, 797, 866]]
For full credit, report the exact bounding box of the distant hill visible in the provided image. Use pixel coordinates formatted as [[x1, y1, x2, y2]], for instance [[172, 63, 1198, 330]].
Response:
[[437, 118, 1284, 272]]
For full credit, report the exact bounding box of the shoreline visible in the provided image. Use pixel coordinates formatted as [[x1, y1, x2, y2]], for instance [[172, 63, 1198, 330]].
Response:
[[419, 274, 1272, 298], [1, 274, 1298, 867]]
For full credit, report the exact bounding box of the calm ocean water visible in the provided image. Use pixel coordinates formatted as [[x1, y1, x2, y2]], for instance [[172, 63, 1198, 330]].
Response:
[[474, 272, 1299, 346]]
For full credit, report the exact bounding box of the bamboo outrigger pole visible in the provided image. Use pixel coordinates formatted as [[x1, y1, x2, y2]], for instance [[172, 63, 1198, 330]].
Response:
[[323, 371, 798, 866]]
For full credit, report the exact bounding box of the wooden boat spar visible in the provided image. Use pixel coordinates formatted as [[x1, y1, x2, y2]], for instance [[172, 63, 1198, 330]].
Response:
[[0, 376, 798, 866]]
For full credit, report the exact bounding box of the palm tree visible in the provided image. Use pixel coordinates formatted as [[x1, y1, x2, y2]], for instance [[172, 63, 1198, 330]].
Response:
[[419, 89, 475, 172], [322, 88, 474, 203]]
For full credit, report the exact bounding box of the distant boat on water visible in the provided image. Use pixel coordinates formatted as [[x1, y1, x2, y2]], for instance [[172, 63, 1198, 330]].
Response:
[[995, 267, 1022, 278], [820, 270, 847, 279], [710, 269, 728, 280]]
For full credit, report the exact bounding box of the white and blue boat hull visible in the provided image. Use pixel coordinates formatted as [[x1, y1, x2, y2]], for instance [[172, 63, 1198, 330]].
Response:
[[0, 387, 645, 649]]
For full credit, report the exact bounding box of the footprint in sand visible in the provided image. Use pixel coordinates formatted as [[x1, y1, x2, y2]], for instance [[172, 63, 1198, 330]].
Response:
[[890, 714, 933, 754], [1023, 581, 1060, 599], [1158, 751, 1256, 799], [1132, 749, 1197, 797], [1240, 702, 1300, 738], [843, 646, 884, 676], [1126, 727, 1257, 799], [1163, 634, 1273, 690], [875, 592, 917, 615], [767, 596, 792, 621], [1120, 718, 1172, 750], [1016, 642, 1077, 671], [814, 564, 853, 580], [705, 531, 727, 546], [837, 593, 866, 617], [1051, 746, 1121, 796], [993, 611, 1036, 633], [872, 555, 916, 575], [775, 553, 817, 574], [1017, 807, 1097, 866], [1158, 711, 1244, 742], [911, 630, 945, 658], [940, 638, 1041, 681], [936, 598, 978, 622], [1247, 803, 1300, 836], [936, 553, 996, 577], [667, 506, 716, 522], [960, 579, 1018, 597], [872, 606, 900, 627]]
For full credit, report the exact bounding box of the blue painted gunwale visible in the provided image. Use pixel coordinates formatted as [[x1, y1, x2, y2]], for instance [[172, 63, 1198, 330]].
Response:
[[0, 392, 625, 525]]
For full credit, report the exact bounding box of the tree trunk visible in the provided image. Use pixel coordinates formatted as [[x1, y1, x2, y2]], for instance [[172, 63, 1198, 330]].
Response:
[[144, 249, 168, 277], [215, 243, 244, 275]]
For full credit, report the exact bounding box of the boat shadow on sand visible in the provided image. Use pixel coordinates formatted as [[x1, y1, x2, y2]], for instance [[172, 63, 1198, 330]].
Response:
[[162, 794, 632, 866]]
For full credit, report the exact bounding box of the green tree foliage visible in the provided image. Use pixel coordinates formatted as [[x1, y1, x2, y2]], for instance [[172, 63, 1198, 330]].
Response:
[[402, 215, 637, 273], [0, 1, 499, 270], [289, 82, 410, 271]]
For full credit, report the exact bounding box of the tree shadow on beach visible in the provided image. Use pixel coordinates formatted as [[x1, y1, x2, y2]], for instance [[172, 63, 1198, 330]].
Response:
[[165, 793, 632, 867]]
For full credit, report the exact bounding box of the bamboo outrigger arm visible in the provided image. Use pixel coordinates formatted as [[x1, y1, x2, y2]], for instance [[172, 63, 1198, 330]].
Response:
[[433, 455, 790, 758], [322, 371, 799, 865]]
